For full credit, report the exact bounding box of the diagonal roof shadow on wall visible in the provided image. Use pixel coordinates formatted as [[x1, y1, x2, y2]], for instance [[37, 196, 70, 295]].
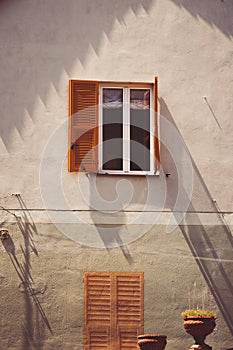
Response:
[[0, 0, 153, 150], [169, 0, 233, 38]]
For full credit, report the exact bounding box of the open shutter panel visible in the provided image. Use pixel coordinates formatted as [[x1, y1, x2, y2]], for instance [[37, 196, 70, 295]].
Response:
[[154, 76, 160, 172], [115, 273, 144, 349], [68, 80, 99, 172], [84, 272, 112, 349]]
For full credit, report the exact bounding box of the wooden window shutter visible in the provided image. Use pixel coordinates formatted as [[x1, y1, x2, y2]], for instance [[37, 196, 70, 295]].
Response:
[[115, 273, 144, 349], [68, 80, 99, 172], [84, 272, 111, 349], [84, 272, 144, 350], [154, 76, 160, 172]]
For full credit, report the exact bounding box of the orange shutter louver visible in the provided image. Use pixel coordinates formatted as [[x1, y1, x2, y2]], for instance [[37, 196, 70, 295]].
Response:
[[84, 272, 144, 350], [68, 80, 99, 172], [116, 273, 144, 349]]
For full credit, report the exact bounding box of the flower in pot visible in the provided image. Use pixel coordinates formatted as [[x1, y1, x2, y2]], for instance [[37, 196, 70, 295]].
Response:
[[181, 309, 216, 349], [137, 334, 167, 350]]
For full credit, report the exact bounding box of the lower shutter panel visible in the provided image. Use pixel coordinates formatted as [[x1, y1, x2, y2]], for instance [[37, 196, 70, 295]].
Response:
[[87, 326, 111, 349], [117, 327, 141, 349], [72, 127, 98, 172]]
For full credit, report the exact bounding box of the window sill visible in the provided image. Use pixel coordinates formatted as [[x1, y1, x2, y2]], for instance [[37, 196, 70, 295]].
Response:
[[97, 170, 160, 176]]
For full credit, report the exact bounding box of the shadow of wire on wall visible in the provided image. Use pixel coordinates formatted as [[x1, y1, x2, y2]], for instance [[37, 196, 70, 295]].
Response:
[[1, 195, 52, 350], [160, 97, 233, 337]]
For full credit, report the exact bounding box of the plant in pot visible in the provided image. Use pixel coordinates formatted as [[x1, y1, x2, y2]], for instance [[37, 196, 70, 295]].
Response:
[[181, 309, 216, 350], [137, 334, 167, 350]]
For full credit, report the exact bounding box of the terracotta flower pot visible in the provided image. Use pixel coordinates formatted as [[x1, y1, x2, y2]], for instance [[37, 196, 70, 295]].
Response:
[[183, 316, 216, 345], [137, 334, 167, 350]]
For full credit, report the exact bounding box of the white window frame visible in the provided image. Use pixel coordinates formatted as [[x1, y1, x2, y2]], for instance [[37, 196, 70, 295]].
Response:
[[98, 83, 155, 175]]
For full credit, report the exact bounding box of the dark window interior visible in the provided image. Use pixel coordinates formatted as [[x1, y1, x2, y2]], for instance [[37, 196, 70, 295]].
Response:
[[130, 89, 150, 171], [103, 89, 123, 170]]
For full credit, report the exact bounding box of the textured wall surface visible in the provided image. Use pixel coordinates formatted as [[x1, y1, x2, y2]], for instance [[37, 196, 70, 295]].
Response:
[[0, 222, 233, 349], [0, 0, 232, 211], [0, 0, 233, 349]]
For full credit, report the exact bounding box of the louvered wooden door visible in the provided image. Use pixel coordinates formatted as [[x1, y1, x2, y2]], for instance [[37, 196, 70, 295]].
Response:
[[83, 272, 144, 350]]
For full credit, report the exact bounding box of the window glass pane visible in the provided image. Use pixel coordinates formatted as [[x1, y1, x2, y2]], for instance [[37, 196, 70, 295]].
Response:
[[130, 89, 150, 171], [102, 89, 123, 171]]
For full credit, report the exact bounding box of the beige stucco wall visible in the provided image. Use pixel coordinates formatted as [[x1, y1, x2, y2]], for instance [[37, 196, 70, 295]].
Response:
[[0, 0, 233, 349], [0, 0, 233, 212]]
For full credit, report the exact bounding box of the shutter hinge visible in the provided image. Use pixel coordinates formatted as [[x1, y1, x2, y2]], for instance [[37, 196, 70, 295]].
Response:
[[71, 142, 79, 150]]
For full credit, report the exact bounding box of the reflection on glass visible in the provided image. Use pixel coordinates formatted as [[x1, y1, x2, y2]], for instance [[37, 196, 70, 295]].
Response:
[[130, 89, 150, 171], [103, 88, 123, 170]]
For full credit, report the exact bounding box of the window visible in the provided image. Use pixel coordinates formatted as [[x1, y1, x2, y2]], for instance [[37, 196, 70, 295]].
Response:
[[83, 271, 144, 350], [68, 78, 159, 174]]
